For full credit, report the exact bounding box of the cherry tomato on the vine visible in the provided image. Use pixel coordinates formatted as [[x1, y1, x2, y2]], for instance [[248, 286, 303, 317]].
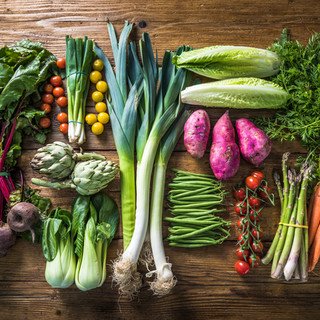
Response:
[[40, 103, 52, 114], [56, 58, 66, 69], [249, 195, 261, 208], [236, 247, 249, 261], [249, 209, 261, 223], [57, 96, 68, 108], [234, 201, 247, 215], [258, 186, 272, 200], [251, 227, 264, 240], [43, 83, 53, 93], [248, 255, 261, 268], [252, 241, 264, 254], [245, 175, 260, 190], [59, 123, 68, 134], [53, 87, 65, 98], [238, 233, 251, 246], [251, 171, 264, 181], [50, 75, 63, 87], [237, 217, 248, 232], [235, 260, 250, 275], [42, 93, 54, 104], [39, 117, 51, 128], [234, 188, 246, 201]]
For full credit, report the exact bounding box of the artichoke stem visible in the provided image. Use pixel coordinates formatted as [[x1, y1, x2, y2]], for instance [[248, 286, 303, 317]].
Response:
[[31, 178, 74, 190]]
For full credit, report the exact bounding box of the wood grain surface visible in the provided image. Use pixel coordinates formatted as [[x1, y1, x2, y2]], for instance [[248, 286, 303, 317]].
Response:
[[1, 0, 320, 319]]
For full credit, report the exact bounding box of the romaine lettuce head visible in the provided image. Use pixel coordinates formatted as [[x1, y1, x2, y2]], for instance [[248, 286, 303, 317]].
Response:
[[173, 46, 281, 79], [181, 78, 290, 109]]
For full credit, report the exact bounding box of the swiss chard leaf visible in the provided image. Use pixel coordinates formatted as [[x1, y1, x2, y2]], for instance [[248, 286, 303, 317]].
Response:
[[42, 217, 62, 262]]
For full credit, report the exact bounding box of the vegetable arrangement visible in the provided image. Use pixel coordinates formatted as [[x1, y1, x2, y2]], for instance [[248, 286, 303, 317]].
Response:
[[262, 153, 313, 281], [166, 169, 231, 248], [233, 171, 274, 275]]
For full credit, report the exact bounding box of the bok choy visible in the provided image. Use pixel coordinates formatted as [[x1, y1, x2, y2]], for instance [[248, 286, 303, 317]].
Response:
[[172, 45, 281, 79]]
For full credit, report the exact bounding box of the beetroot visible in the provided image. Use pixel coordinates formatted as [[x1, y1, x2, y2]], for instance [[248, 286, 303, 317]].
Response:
[[0, 222, 16, 256], [7, 202, 39, 243], [235, 118, 271, 166], [209, 111, 240, 180], [184, 109, 210, 159]]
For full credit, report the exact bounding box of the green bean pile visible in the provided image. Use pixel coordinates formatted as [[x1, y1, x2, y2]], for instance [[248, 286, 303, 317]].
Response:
[[165, 169, 231, 248]]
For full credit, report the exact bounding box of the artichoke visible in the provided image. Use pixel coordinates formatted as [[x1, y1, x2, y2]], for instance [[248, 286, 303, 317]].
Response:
[[31, 159, 119, 195], [31, 141, 105, 180]]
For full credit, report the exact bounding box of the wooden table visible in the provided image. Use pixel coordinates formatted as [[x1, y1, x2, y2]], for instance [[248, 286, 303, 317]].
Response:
[[1, 1, 320, 319]]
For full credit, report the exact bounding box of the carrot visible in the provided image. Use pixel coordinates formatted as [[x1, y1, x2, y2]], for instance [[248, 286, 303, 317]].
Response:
[[308, 184, 320, 248], [307, 185, 317, 227], [308, 222, 320, 272]]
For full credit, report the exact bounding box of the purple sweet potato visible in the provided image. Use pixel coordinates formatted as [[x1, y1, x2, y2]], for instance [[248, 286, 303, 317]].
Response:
[[184, 109, 210, 159], [235, 118, 271, 167], [209, 111, 240, 180]]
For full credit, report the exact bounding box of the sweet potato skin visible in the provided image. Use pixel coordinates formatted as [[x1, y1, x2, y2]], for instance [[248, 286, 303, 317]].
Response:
[[184, 109, 210, 159], [235, 118, 271, 166], [210, 111, 240, 180]]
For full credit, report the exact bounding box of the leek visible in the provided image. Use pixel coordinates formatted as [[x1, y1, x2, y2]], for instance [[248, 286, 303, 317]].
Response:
[[172, 45, 281, 79], [147, 109, 189, 296], [94, 22, 143, 249], [181, 77, 289, 109]]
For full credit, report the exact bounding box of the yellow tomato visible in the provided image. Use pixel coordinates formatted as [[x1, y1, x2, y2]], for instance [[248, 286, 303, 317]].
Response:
[[98, 112, 110, 124], [92, 91, 104, 103], [85, 113, 97, 125], [96, 81, 108, 93], [95, 102, 107, 113], [91, 122, 104, 135], [92, 59, 104, 71], [89, 71, 102, 84]]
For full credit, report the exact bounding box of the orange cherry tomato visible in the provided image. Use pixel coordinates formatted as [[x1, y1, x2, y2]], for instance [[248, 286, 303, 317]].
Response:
[[53, 87, 65, 98], [42, 93, 54, 104], [56, 58, 66, 69], [40, 103, 52, 114], [57, 112, 68, 123], [59, 123, 68, 134], [56, 96, 68, 108], [43, 83, 53, 93], [39, 117, 51, 128], [50, 75, 63, 87]]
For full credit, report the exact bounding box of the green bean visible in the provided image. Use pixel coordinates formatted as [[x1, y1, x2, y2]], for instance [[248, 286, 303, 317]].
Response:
[[167, 224, 223, 240], [171, 168, 216, 179], [169, 208, 224, 215], [169, 195, 223, 202]]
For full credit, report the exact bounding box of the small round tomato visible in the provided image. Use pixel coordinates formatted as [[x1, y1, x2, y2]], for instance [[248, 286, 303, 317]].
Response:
[[56, 96, 68, 108], [234, 201, 247, 215], [89, 71, 102, 84], [92, 122, 104, 135], [251, 227, 264, 240], [236, 247, 249, 261], [258, 186, 272, 200], [249, 209, 261, 223], [50, 75, 63, 87], [92, 59, 104, 71], [39, 117, 51, 128], [251, 171, 264, 181], [57, 112, 68, 123], [237, 217, 248, 232], [238, 233, 251, 246], [43, 83, 53, 93], [85, 113, 97, 125], [56, 58, 66, 69], [252, 241, 264, 254], [96, 80, 108, 93], [248, 255, 260, 268], [92, 91, 104, 103], [246, 175, 260, 190], [59, 123, 68, 134], [249, 195, 261, 208], [234, 188, 246, 201], [97, 112, 109, 124], [235, 260, 250, 276], [95, 102, 107, 113], [42, 93, 54, 104], [40, 103, 52, 114], [53, 87, 65, 98]]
